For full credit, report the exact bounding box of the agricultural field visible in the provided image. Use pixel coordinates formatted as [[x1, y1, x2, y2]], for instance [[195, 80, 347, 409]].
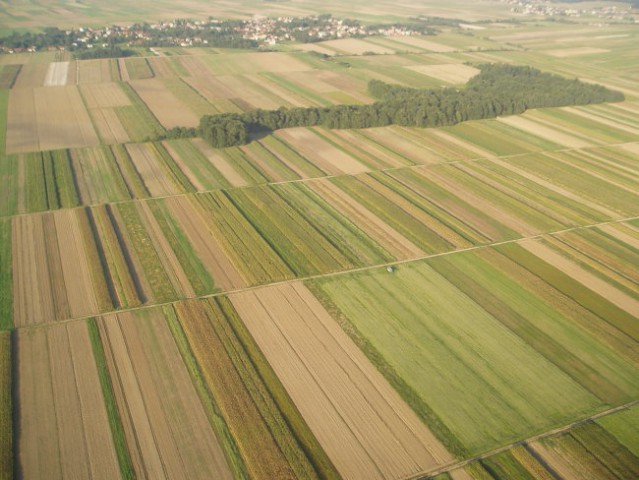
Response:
[[2, 3, 639, 480]]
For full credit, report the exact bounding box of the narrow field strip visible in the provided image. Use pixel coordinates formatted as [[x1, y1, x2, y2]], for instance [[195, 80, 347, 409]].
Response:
[[15, 321, 121, 479]]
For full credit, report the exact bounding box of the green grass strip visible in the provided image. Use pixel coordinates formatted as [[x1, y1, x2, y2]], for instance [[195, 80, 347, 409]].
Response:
[[165, 305, 250, 480], [0, 154, 18, 217], [52, 150, 80, 208], [86, 318, 135, 480], [0, 220, 12, 330], [151, 142, 196, 193], [0, 331, 12, 480], [117, 202, 176, 302], [306, 280, 468, 458], [110, 144, 150, 199], [217, 297, 341, 480]]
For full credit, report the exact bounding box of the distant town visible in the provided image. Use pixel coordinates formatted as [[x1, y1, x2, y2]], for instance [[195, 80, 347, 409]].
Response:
[[0, 14, 436, 54]]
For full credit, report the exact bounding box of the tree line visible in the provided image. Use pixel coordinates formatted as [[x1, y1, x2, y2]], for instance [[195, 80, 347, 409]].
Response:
[[196, 63, 623, 148]]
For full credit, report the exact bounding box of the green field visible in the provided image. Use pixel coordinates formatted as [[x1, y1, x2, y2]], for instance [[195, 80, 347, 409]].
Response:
[[311, 255, 634, 455]]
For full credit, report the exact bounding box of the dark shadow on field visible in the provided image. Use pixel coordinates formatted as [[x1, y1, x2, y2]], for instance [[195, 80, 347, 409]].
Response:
[[248, 128, 273, 142]]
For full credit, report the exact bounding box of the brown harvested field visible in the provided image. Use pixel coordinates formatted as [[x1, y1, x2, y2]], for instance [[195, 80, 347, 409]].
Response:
[[519, 239, 639, 317], [388, 35, 457, 52], [80, 83, 130, 109], [307, 178, 424, 260], [25, 86, 99, 152], [53, 210, 100, 318], [546, 47, 609, 58], [44, 61, 70, 86], [12, 62, 49, 89], [191, 138, 248, 187], [90, 108, 130, 144], [98, 309, 234, 480], [6, 88, 39, 153], [130, 79, 200, 128], [77, 59, 113, 84], [319, 38, 396, 55], [276, 128, 369, 175], [406, 64, 480, 84], [177, 56, 212, 76], [15, 321, 120, 479], [230, 283, 453, 480], [147, 57, 176, 78], [496, 115, 594, 149], [292, 43, 337, 56], [183, 74, 237, 100], [12, 211, 102, 326], [125, 143, 181, 197], [212, 74, 283, 110], [208, 52, 311, 74], [362, 127, 443, 164], [450, 468, 475, 480], [164, 195, 247, 290]]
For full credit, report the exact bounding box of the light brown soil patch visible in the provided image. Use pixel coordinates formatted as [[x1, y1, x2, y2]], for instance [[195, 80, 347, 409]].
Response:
[[276, 128, 369, 175], [99, 310, 233, 480], [12, 62, 48, 89], [117, 58, 130, 81], [363, 127, 443, 164], [130, 79, 200, 128], [165, 195, 246, 290], [320, 38, 396, 55], [450, 468, 475, 480], [183, 74, 236, 100], [178, 56, 211, 76], [292, 43, 337, 56], [13, 214, 60, 326], [546, 47, 609, 58], [406, 64, 480, 84], [191, 138, 248, 187], [77, 59, 112, 84], [35, 86, 99, 150], [53, 210, 99, 318], [15, 321, 120, 479], [307, 178, 423, 260], [520, 238, 639, 317], [231, 283, 453, 480], [389, 35, 457, 52], [497, 115, 594, 149], [80, 83, 130, 108], [147, 57, 176, 78], [6, 88, 39, 153]]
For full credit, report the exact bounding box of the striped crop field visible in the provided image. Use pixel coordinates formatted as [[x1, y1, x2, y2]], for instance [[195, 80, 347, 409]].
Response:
[[3, 15, 639, 480]]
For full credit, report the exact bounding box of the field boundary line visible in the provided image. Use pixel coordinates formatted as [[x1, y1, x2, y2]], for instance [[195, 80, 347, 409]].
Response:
[[2, 138, 637, 221], [13, 213, 639, 333]]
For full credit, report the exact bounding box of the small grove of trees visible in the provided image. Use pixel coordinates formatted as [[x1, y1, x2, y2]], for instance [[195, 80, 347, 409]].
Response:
[[74, 46, 136, 60], [198, 63, 624, 148]]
